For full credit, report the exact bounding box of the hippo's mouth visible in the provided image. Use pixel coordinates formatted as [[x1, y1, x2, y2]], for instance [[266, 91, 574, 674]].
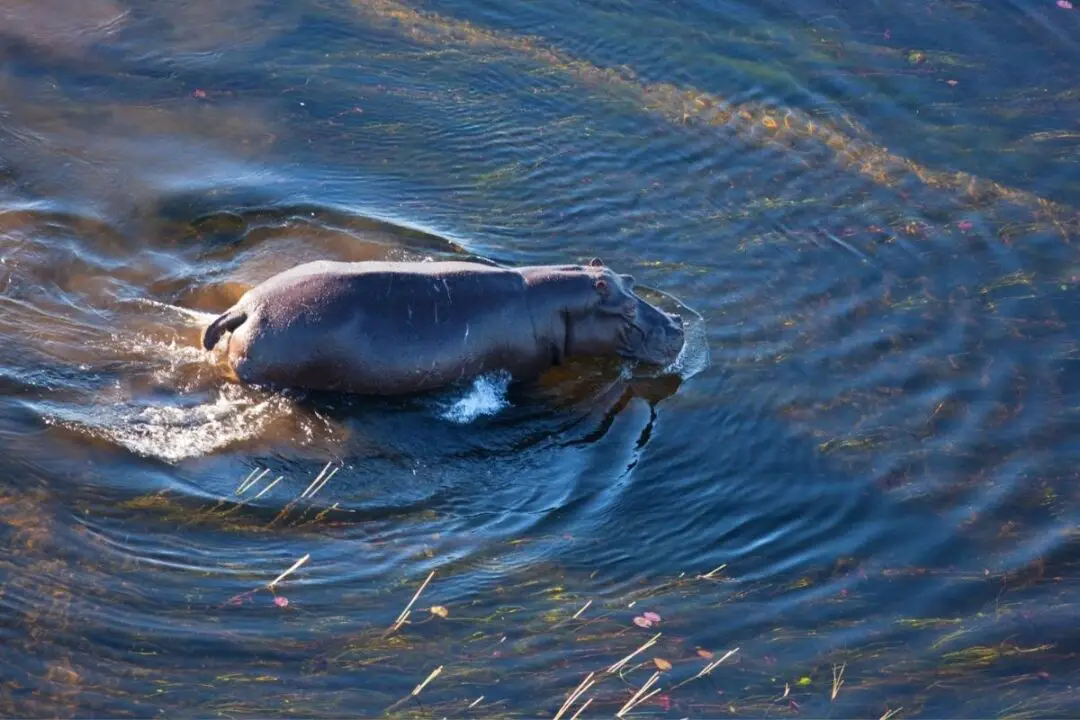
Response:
[[618, 317, 684, 366]]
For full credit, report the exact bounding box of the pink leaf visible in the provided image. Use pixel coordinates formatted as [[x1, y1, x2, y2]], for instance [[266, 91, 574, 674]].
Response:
[[957, 220, 974, 231], [1057, 1, 1072, 9], [643, 611, 662, 623], [274, 596, 289, 608], [633, 616, 653, 628]]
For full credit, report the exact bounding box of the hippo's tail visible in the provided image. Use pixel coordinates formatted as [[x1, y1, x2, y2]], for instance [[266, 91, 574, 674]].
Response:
[[201, 308, 248, 351]]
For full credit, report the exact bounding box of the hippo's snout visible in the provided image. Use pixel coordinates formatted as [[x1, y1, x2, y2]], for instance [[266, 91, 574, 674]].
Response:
[[662, 311, 686, 356], [662, 310, 685, 339], [631, 302, 685, 366]]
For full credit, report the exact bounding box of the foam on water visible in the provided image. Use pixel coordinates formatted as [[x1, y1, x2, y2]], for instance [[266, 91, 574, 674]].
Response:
[[127, 298, 221, 325], [44, 384, 293, 463], [36, 301, 304, 463], [438, 370, 512, 424], [662, 304, 710, 379]]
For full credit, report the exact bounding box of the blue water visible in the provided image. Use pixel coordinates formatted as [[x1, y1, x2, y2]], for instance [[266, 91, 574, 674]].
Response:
[[1, 0, 1079, 716]]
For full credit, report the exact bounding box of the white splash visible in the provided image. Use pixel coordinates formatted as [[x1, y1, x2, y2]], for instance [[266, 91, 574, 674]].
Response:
[[44, 384, 290, 463], [438, 371, 512, 424], [40, 307, 303, 462], [103, 333, 210, 386], [125, 298, 219, 325], [662, 306, 711, 380]]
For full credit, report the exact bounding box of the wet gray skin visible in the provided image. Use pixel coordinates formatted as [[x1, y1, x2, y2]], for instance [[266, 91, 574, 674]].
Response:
[[200, 257, 685, 396]]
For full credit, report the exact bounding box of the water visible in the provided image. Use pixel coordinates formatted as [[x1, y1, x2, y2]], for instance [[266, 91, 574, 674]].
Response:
[[2, 0, 1079, 716]]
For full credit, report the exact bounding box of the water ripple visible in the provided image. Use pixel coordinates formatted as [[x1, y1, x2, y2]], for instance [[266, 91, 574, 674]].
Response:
[[0, 0, 1077, 717]]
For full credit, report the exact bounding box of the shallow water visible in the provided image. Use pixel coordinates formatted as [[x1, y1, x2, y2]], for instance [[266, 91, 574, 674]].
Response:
[[3, 0, 1080, 717]]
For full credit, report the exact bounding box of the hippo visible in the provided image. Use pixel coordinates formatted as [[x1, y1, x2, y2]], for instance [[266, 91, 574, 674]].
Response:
[[199, 257, 684, 396]]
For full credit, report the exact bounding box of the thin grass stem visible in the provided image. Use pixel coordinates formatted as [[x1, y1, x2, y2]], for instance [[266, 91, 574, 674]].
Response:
[[386, 570, 436, 635], [606, 633, 661, 674], [268, 553, 311, 589], [553, 672, 595, 720]]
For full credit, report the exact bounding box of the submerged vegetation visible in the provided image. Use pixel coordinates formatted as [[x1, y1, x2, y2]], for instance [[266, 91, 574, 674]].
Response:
[[4, 458, 1077, 718], [349, 0, 1080, 240]]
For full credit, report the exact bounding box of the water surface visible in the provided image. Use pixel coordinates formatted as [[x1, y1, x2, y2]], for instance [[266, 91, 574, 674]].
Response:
[[2, 0, 1080, 717]]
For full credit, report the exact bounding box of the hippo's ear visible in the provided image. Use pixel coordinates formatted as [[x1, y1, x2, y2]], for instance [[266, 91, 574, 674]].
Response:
[[589, 257, 604, 267], [620, 273, 635, 289]]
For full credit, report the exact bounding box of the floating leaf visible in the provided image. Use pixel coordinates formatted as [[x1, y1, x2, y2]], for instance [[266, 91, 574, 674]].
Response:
[[430, 605, 449, 618], [957, 220, 974, 231], [797, 676, 812, 686], [1057, 0, 1073, 9], [633, 616, 653, 628], [697, 649, 714, 659], [273, 596, 289, 608], [643, 611, 662, 623], [653, 657, 672, 671]]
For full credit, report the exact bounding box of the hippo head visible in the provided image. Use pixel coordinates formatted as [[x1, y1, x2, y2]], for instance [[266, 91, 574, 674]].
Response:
[[563, 258, 685, 367]]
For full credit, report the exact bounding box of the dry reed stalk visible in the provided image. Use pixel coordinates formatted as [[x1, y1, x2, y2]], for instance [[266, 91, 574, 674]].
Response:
[[553, 672, 596, 720], [879, 707, 902, 720], [383, 665, 444, 714], [385, 569, 436, 636], [616, 670, 662, 717], [467, 696, 484, 709], [668, 647, 740, 692], [248, 476, 282, 502], [607, 633, 661, 674], [299, 461, 334, 499], [412, 665, 443, 696], [215, 469, 279, 519], [237, 468, 270, 495], [831, 662, 846, 701], [568, 697, 593, 720], [571, 599, 592, 619], [698, 564, 727, 580], [270, 462, 336, 526], [268, 553, 310, 589], [305, 466, 341, 501]]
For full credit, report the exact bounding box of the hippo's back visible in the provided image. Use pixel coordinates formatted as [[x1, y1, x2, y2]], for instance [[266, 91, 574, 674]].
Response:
[[227, 260, 538, 393]]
